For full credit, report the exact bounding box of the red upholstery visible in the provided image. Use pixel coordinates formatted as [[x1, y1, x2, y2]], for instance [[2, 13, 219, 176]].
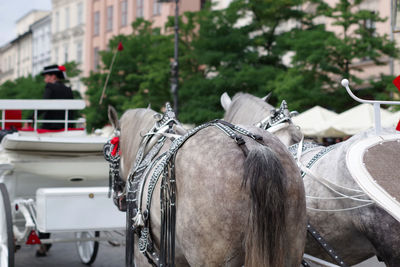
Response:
[[19, 127, 85, 133], [5, 110, 22, 130]]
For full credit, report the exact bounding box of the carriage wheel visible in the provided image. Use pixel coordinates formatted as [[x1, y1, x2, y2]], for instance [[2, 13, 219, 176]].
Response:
[[76, 231, 99, 265], [0, 183, 14, 267]]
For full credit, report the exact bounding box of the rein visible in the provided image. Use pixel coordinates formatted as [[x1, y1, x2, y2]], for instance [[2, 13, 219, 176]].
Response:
[[288, 141, 374, 211]]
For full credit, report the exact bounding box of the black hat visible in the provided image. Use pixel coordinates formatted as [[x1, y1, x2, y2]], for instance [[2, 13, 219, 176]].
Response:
[[41, 64, 67, 80]]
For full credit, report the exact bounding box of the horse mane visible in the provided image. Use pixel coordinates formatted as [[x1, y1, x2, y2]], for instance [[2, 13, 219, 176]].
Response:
[[120, 108, 158, 178]]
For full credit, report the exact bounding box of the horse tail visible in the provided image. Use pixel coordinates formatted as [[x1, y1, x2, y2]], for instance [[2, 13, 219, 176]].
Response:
[[243, 146, 286, 267]]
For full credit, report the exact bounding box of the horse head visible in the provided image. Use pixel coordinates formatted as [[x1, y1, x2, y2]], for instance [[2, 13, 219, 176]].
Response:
[[107, 106, 159, 179], [221, 92, 302, 146]]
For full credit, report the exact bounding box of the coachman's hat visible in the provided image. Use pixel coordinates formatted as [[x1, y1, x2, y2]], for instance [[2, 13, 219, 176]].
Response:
[[41, 64, 67, 80]]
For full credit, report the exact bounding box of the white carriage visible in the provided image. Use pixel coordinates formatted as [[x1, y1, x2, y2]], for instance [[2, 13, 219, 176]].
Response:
[[0, 100, 125, 267]]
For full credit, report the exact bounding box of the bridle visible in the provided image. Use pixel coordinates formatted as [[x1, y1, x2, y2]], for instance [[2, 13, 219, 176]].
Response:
[[255, 100, 294, 132]]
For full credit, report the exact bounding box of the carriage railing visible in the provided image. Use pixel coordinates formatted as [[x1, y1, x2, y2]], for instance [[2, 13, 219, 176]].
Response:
[[0, 99, 86, 132], [341, 79, 400, 135]]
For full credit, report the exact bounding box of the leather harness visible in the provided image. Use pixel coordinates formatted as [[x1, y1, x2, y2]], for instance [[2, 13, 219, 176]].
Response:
[[104, 105, 264, 267]]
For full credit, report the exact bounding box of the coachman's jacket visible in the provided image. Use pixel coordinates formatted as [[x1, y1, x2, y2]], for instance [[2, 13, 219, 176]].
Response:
[[39, 82, 75, 130]]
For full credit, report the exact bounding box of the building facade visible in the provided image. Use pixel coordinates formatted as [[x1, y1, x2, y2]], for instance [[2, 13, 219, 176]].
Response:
[[83, 0, 204, 76], [213, 0, 399, 84], [0, 10, 50, 84], [0, 43, 17, 84], [31, 15, 52, 76], [322, 0, 395, 83], [14, 31, 33, 79], [52, 0, 86, 95], [16, 10, 50, 36]]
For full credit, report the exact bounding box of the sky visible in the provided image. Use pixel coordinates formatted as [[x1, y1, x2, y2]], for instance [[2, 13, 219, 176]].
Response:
[[0, 0, 52, 47]]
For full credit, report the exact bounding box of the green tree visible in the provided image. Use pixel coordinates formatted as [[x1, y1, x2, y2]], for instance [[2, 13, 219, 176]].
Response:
[[178, 0, 310, 124], [83, 19, 173, 130], [273, 0, 398, 112], [0, 61, 82, 100]]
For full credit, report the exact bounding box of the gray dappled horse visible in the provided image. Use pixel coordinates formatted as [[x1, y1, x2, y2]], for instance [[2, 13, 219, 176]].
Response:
[[107, 106, 307, 266], [221, 92, 400, 267]]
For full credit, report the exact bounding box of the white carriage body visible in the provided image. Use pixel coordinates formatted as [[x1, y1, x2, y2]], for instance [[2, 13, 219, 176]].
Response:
[[0, 100, 125, 267], [36, 187, 125, 232], [0, 131, 110, 202]]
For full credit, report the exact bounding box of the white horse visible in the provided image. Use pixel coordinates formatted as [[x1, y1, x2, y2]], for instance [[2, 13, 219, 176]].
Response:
[[221, 92, 400, 267], [106, 105, 307, 266]]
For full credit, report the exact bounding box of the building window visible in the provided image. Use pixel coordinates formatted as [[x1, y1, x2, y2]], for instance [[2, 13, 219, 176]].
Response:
[[94, 11, 100, 36], [76, 42, 83, 63], [64, 44, 69, 63], [361, 11, 376, 61], [77, 2, 83, 25], [55, 11, 60, 32], [137, 0, 144, 18], [107, 6, 113, 31], [153, 1, 161, 16], [93, 47, 99, 71], [65, 7, 70, 29], [363, 12, 376, 36], [121, 0, 128, 27], [201, 0, 207, 9]]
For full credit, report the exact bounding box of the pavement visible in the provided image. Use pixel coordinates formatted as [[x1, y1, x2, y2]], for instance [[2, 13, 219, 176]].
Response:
[[15, 232, 124, 267], [14, 232, 385, 267]]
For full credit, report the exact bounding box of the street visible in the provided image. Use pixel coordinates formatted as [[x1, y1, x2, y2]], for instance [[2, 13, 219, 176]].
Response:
[[15, 232, 124, 267], [13, 232, 384, 267]]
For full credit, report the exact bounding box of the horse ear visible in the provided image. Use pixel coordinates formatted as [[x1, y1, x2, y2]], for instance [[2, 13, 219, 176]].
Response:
[[108, 105, 121, 130], [262, 92, 272, 102], [147, 103, 151, 109], [220, 92, 232, 111]]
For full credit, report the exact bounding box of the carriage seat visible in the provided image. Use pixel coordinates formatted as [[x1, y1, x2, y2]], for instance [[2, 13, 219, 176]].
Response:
[[4, 110, 22, 130]]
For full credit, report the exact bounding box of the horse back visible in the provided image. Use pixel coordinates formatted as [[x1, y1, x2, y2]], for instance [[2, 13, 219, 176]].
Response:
[[141, 125, 306, 266]]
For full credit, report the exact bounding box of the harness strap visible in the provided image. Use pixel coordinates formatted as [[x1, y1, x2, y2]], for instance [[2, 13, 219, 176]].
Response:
[[307, 223, 349, 267], [261, 123, 351, 267], [135, 119, 262, 266]]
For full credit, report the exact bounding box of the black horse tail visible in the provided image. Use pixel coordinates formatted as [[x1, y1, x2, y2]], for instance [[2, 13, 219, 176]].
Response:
[[243, 146, 287, 267]]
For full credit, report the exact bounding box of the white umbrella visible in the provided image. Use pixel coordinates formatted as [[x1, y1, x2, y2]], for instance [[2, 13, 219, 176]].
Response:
[[382, 110, 400, 128], [331, 103, 395, 135], [292, 106, 344, 137]]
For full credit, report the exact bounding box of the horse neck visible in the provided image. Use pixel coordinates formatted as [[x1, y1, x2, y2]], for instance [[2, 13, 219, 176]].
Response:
[[272, 124, 302, 147], [274, 131, 294, 147], [120, 109, 157, 178]]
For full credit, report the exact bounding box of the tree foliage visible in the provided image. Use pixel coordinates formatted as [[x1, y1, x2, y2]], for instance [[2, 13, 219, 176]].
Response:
[[80, 0, 399, 128], [0, 61, 82, 99], [82, 19, 173, 130], [273, 0, 398, 112], [179, 0, 309, 123]]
